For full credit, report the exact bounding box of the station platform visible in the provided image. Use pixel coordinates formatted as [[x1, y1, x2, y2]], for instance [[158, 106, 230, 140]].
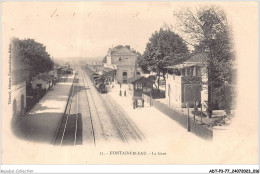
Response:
[[156, 97, 227, 127], [11, 73, 75, 144], [107, 83, 203, 143]]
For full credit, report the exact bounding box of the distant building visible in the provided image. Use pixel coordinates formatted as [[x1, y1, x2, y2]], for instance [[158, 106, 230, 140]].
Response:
[[48, 69, 58, 80], [61, 64, 70, 69], [104, 46, 142, 84], [97, 66, 116, 85], [32, 73, 53, 90]]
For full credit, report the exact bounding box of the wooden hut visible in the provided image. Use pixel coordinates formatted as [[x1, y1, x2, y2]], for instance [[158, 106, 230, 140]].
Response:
[[128, 75, 153, 108]]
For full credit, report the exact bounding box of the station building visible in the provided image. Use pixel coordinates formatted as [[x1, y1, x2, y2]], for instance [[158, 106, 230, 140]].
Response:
[[165, 53, 209, 110], [104, 46, 142, 84]]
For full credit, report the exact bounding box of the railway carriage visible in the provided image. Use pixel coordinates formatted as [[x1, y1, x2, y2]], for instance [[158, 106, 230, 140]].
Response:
[[85, 66, 108, 93], [92, 74, 101, 84]]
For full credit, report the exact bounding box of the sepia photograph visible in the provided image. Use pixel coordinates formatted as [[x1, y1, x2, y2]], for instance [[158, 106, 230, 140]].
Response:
[[1, 1, 259, 172]]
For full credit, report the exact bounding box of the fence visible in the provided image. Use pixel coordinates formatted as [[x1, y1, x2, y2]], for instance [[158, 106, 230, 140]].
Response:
[[143, 93, 213, 140]]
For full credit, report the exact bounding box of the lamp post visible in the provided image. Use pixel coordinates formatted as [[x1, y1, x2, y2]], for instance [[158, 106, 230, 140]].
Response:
[[186, 102, 190, 132], [201, 105, 203, 123]]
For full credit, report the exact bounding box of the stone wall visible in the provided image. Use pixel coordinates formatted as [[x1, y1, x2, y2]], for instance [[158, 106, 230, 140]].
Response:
[[11, 81, 26, 117]]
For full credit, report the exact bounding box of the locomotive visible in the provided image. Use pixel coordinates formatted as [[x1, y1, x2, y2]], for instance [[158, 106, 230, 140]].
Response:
[[85, 66, 107, 93], [95, 81, 107, 93]]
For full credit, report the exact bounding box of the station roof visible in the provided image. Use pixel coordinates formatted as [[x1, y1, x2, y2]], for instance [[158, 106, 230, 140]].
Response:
[[166, 53, 208, 69], [128, 75, 145, 84], [111, 47, 137, 57], [185, 52, 207, 63], [33, 73, 53, 81], [128, 75, 153, 84], [99, 66, 116, 72]]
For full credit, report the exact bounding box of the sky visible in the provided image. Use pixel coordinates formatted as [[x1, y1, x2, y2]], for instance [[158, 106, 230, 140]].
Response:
[[3, 2, 182, 58], [2, 2, 253, 60]]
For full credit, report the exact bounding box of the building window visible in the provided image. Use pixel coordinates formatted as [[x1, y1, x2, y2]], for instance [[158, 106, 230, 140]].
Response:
[[123, 72, 127, 83], [196, 67, 201, 77], [21, 95, 24, 110], [37, 84, 42, 89], [181, 69, 185, 76], [186, 68, 190, 76], [190, 66, 194, 76], [135, 82, 142, 90], [21, 95, 24, 116]]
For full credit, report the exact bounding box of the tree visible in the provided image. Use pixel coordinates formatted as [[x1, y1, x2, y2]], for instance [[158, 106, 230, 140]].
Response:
[[139, 28, 189, 90], [11, 38, 54, 81], [102, 56, 107, 64], [173, 6, 235, 115], [137, 55, 149, 74]]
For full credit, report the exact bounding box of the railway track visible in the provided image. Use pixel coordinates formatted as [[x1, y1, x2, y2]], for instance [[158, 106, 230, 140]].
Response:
[[101, 95, 144, 143], [55, 66, 144, 145], [80, 67, 108, 142], [107, 95, 145, 141], [84, 66, 144, 143], [54, 73, 81, 146], [77, 69, 96, 145]]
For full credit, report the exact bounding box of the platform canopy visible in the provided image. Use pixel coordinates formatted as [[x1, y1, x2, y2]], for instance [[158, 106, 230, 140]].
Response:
[[128, 75, 144, 84]]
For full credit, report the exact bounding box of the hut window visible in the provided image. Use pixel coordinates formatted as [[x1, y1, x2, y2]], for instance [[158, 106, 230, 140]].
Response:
[[135, 82, 142, 90], [196, 67, 201, 77], [190, 66, 194, 76], [181, 69, 185, 76], [186, 68, 190, 76]]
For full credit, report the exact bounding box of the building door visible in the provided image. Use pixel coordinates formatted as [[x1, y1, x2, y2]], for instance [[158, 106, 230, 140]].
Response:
[[21, 95, 24, 116], [183, 84, 201, 107], [168, 84, 171, 106], [123, 72, 127, 83], [13, 99, 17, 117]]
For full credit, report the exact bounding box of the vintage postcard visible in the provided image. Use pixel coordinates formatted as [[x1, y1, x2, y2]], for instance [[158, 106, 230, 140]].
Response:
[[1, 1, 259, 168]]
